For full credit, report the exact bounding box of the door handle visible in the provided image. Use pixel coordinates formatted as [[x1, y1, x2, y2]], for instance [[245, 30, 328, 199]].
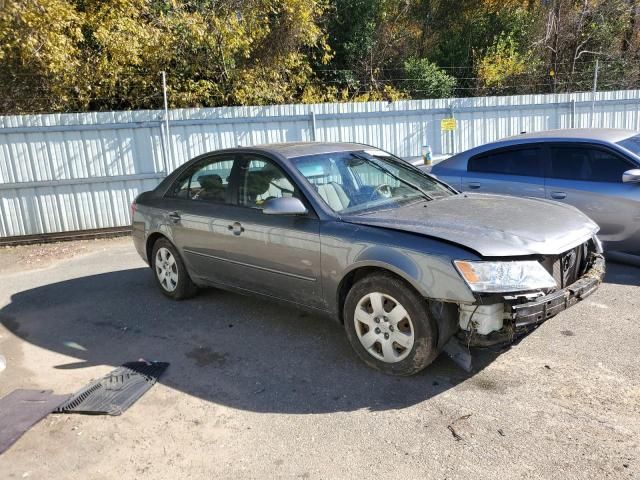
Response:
[[467, 182, 481, 190], [168, 211, 181, 223], [550, 191, 567, 200], [227, 222, 245, 235]]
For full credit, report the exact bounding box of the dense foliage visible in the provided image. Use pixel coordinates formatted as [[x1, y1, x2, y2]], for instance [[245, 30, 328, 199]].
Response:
[[2, 0, 640, 113]]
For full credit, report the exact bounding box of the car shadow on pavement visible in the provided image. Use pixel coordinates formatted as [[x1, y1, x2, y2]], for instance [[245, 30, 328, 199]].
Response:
[[0, 268, 521, 414], [603, 260, 640, 287]]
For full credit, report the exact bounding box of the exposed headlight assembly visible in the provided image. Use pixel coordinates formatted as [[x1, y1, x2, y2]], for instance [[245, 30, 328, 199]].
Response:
[[454, 260, 557, 293]]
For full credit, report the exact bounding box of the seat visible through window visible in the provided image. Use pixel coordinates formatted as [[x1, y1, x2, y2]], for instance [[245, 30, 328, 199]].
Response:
[[194, 174, 225, 202], [171, 156, 235, 202], [240, 158, 298, 208], [316, 182, 350, 211]]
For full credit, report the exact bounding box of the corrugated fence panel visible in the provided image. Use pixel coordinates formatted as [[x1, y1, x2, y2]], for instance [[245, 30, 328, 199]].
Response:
[[2, 90, 640, 237], [0, 177, 160, 237]]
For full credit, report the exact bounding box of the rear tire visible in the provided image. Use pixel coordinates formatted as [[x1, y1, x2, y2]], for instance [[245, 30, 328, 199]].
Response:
[[151, 238, 198, 300], [343, 273, 439, 376]]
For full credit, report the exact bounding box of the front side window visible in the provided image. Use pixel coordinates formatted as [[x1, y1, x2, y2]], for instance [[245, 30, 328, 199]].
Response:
[[291, 149, 453, 214], [468, 148, 543, 177], [549, 146, 632, 183], [171, 156, 235, 203], [238, 157, 299, 209]]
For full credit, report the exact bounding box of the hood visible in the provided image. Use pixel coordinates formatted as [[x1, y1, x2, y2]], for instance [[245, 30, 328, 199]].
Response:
[[342, 193, 599, 257]]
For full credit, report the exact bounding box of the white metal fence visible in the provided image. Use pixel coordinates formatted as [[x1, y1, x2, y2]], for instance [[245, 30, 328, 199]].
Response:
[[2, 89, 640, 238]]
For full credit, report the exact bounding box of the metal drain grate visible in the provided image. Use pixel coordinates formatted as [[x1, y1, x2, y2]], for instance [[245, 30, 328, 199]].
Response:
[[55, 361, 169, 416]]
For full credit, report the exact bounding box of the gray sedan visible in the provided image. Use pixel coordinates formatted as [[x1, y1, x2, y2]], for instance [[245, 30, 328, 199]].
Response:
[[431, 128, 640, 253], [132, 142, 604, 375]]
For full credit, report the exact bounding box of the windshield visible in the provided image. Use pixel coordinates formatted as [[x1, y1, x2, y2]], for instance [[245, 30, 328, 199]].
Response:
[[291, 149, 454, 214], [617, 134, 640, 157]]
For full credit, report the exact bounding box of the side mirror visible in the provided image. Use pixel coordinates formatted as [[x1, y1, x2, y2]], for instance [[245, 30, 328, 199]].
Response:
[[263, 197, 308, 215], [622, 169, 640, 183]]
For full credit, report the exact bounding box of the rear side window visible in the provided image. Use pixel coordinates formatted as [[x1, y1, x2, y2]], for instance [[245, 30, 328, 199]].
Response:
[[549, 146, 632, 183], [170, 156, 236, 203], [468, 148, 543, 177]]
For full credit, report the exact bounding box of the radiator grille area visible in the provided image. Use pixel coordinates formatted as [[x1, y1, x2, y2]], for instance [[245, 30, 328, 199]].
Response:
[[543, 243, 591, 289]]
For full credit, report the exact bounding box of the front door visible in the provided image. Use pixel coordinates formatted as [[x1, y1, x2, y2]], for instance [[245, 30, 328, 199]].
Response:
[[545, 144, 640, 250], [217, 154, 324, 309]]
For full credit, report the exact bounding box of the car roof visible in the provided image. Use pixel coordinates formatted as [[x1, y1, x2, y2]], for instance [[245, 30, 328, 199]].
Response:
[[432, 128, 640, 170], [251, 141, 372, 159], [504, 128, 636, 143]]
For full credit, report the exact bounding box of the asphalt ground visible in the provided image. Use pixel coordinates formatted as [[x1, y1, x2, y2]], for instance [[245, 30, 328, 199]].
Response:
[[0, 238, 638, 479]]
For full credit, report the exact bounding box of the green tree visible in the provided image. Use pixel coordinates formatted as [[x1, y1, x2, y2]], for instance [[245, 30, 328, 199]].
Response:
[[403, 57, 456, 98], [0, 0, 331, 112], [3, 0, 640, 113], [0, 0, 83, 113], [476, 35, 531, 93], [322, 0, 417, 97], [530, 0, 635, 92]]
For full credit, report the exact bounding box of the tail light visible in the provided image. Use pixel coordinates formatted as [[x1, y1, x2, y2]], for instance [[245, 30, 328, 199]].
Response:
[[130, 200, 137, 220]]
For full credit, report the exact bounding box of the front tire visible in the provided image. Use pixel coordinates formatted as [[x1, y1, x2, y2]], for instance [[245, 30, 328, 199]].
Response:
[[151, 238, 198, 300], [344, 273, 438, 376]]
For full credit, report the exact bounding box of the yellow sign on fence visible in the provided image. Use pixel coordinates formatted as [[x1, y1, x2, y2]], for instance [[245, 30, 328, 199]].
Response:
[[440, 118, 457, 131]]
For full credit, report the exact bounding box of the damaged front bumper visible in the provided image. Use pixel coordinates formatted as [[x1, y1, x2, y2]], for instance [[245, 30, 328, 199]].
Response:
[[443, 253, 605, 371], [509, 253, 605, 328]]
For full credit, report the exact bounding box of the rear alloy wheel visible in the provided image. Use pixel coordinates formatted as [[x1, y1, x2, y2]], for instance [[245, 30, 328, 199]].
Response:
[[344, 273, 438, 376], [151, 238, 198, 300], [155, 247, 179, 293]]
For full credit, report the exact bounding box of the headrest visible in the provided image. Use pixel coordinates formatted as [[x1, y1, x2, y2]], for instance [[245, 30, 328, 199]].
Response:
[[198, 174, 222, 188]]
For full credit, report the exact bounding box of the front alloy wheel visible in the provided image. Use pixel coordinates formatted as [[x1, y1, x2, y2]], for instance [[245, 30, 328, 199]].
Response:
[[344, 273, 438, 376], [354, 292, 415, 363]]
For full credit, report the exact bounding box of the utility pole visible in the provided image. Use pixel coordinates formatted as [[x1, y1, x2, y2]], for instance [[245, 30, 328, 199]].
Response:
[[161, 71, 172, 173], [590, 60, 599, 128]]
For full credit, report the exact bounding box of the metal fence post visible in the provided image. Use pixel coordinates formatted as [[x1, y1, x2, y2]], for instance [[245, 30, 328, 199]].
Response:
[[161, 71, 172, 174], [590, 60, 599, 128], [570, 98, 576, 128], [449, 104, 456, 155], [309, 110, 317, 141]]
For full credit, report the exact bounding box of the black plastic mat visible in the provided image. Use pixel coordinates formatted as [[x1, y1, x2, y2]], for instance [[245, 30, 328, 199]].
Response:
[[55, 361, 169, 416], [0, 389, 71, 454]]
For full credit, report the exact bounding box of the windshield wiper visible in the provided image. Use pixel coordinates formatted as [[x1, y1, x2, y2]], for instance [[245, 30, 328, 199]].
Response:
[[351, 153, 433, 201]]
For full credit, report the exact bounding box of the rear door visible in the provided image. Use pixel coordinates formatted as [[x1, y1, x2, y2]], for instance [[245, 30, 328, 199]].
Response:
[[545, 143, 640, 248], [463, 146, 546, 198], [210, 154, 324, 309], [163, 153, 243, 285]]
